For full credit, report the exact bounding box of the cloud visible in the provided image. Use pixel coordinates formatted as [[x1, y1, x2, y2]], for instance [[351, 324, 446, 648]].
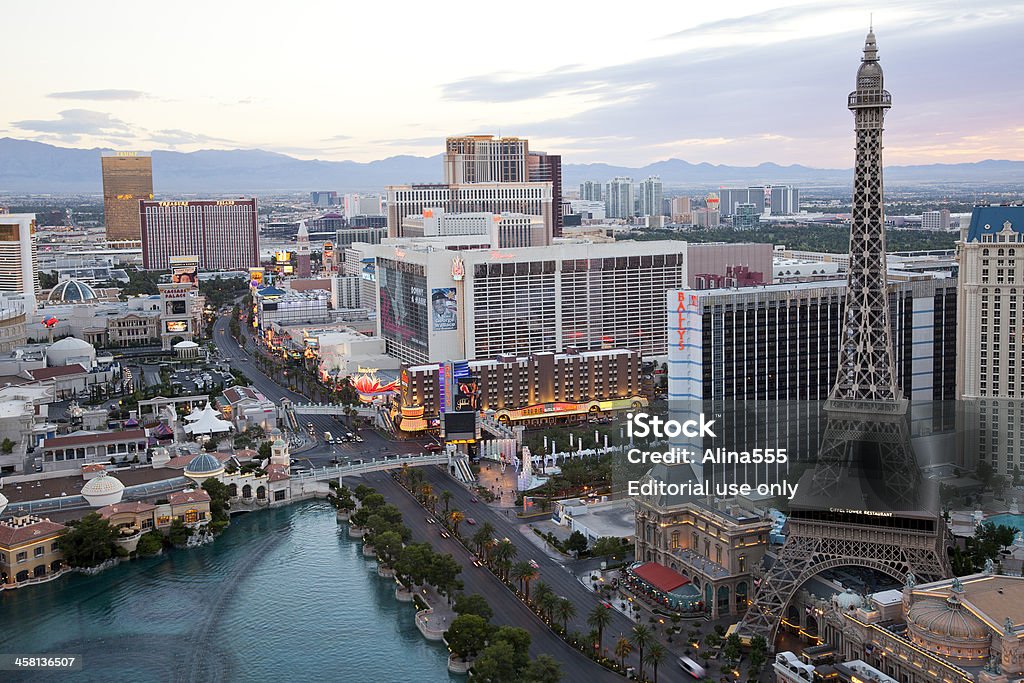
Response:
[[324, 134, 353, 141], [437, 5, 1024, 166], [11, 109, 134, 142], [146, 128, 233, 145], [370, 136, 444, 146], [46, 89, 149, 101]]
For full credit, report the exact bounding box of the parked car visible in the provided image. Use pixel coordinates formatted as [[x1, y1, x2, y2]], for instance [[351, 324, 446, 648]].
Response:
[[466, 518, 476, 526]]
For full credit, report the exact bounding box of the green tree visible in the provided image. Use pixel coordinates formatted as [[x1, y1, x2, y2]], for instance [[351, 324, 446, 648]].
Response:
[[427, 552, 463, 603], [257, 441, 272, 460], [395, 542, 434, 588], [454, 593, 494, 621], [566, 530, 589, 555], [723, 633, 743, 666], [168, 518, 192, 547], [55, 513, 121, 568], [374, 530, 404, 568], [592, 536, 627, 559], [522, 654, 562, 683], [587, 603, 613, 656], [135, 530, 164, 557], [0, 438, 14, 454], [749, 635, 768, 675], [630, 624, 653, 680], [445, 614, 491, 660], [471, 641, 521, 682], [201, 477, 232, 526]]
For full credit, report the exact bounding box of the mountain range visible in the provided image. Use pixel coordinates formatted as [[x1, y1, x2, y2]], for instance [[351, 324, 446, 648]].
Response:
[[2, 137, 1024, 194]]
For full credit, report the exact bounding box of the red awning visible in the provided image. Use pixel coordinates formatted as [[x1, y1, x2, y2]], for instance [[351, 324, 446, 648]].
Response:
[[632, 562, 690, 593]]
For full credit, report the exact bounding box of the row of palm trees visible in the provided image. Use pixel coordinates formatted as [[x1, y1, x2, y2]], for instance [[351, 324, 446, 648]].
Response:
[[609, 623, 668, 683], [398, 467, 669, 681]]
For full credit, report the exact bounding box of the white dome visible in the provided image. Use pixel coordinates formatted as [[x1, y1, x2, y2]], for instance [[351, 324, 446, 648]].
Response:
[[174, 340, 199, 349], [46, 336, 97, 367], [81, 473, 126, 507], [833, 588, 864, 610], [50, 336, 93, 351]]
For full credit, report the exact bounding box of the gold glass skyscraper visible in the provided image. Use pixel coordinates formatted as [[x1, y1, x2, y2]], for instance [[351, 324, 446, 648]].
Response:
[[101, 151, 153, 242]]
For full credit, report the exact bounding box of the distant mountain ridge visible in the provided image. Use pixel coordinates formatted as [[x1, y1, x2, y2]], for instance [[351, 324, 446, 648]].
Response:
[[2, 137, 1023, 193]]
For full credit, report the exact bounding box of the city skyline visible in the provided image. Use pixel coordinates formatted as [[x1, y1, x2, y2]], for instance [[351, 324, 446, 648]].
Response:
[[3, 1, 1023, 168]]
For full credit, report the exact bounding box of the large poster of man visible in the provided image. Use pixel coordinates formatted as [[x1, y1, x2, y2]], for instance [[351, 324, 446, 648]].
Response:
[[431, 288, 457, 331], [379, 262, 428, 355]]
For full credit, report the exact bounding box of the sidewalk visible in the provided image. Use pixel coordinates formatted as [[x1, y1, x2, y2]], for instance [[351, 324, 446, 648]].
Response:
[[412, 583, 456, 640]]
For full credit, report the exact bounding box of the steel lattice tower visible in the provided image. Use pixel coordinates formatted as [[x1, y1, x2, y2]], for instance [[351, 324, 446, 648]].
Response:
[[739, 30, 951, 644]]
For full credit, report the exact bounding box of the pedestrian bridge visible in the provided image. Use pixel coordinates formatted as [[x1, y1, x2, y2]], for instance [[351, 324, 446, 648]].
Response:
[[290, 452, 450, 483], [285, 402, 379, 418]]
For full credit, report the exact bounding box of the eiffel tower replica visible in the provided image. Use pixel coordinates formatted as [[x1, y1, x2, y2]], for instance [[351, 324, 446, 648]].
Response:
[[739, 28, 952, 643]]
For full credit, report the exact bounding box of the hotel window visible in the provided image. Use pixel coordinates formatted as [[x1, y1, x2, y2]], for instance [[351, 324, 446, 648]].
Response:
[[16, 551, 27, 563], [34, 546, 44, 558], [670, 530, 680, 549]]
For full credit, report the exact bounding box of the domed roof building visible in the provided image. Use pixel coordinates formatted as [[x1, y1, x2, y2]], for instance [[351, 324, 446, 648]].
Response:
[[906, 578, 990, 661], [832, 588, 865, 611], [81, 473, 125, 507], [47, 279, 98, 304], [184, 453, 224, 481], [45, 336, 96, 367]]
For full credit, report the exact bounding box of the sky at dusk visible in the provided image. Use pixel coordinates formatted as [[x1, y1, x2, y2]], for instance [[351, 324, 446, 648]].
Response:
[[3, 0, 1023, 168]]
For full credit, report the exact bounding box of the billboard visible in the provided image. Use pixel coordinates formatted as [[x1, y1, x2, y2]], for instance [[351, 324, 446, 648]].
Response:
[[379, 262, 428, 356], [169, 255, 199, 286], [249, 267, 265, 288], [431, 287, 457, 331], [453, 376, 480, 412], [165, 320, 188, 333], [444, 411, 477, 442]]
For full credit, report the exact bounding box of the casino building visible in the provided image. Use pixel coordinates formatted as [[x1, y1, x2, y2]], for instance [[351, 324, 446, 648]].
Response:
[[140, 199, 260, 271], [396, 347, 649, 431], [358, 236, 772, 365]]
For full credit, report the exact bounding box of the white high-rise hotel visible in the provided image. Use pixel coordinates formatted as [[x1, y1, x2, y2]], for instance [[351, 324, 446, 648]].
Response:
[[957, 205, 1024, 476], [0, 213, 38, 296]]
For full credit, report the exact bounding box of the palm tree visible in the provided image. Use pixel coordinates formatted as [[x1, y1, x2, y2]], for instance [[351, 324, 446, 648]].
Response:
[[532, 582, 554, 616], [554, 597, 576, 633], [645, 642, 666, 683], [492, 540, 517, 580], [448, 510, 464, 537], [419, 482, 433, 506], [630, 624, 652, 680], [614, 637, 633, 671], [441, 490, 452, 514], [587, 604, 613, 657], [510, 561, 534, 597], [471, 527, 491, 557]]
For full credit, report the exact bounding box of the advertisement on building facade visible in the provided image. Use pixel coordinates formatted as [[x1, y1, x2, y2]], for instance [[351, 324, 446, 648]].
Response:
[[169, 255, 199, 286], [431, 287, 457, 331], [454, 376, 480, 412], [379, 261, 428, 355]]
